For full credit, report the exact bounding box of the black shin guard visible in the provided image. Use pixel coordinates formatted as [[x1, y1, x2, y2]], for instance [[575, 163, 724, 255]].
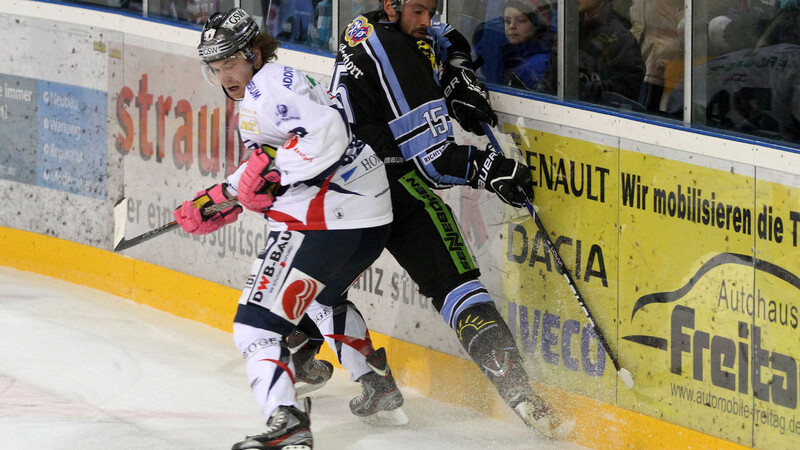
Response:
[[455, 302, 534, 409]]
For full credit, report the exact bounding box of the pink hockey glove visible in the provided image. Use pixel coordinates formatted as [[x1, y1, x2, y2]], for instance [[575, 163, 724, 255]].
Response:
[[173, 183, 242, 235], [238, 146, 281, 213]]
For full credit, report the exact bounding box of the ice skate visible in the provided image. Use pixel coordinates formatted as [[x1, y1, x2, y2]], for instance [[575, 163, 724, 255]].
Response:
[[293, 346, 333, 396], [287, 330, 333, 396], [349, 348, 408, 426], [513, 394, 574, 440], [232, 398, 313, 450], [480, 348, 572, 439]]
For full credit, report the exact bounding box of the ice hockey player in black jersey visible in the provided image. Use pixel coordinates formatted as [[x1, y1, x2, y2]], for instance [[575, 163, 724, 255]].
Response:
[[331, 0, 571, 439]]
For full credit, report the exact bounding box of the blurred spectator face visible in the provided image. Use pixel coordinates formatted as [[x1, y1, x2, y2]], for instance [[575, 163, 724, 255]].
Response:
[[578, 0, 605, 15], [387, 0, 437, 39], [504, 7, 537, 44]]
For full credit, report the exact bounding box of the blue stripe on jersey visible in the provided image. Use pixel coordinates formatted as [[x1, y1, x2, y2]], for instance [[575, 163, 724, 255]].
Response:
[[440, 280, 492, 329], [388, 99, 450, 157], [389, 99, 470, 186], [429, 22, 455, 67], [365, 33, 410, 114]]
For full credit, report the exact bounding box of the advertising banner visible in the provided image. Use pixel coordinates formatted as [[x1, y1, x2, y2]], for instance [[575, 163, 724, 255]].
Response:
[[500, 120, 800, 448], [113, 41, 259, 286], [0, 14, 118, 247], [501, 119, 619, 404]]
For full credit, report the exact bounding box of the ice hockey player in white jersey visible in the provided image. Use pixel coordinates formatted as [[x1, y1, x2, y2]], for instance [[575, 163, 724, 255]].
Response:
[[174, 8, 403, 450]]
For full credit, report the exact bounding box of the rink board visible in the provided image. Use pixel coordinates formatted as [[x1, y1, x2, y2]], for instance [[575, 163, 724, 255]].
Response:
[[498, 120, 800, 448], [2, 2, 799, 449]]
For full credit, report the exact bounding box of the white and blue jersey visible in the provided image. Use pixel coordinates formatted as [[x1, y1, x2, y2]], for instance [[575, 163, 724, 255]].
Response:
[[227, 63, 393, 231]]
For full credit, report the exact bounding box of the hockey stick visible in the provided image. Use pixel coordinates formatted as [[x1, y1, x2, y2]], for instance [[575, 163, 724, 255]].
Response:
[[481, 123, 634, 389], [113, 196, 239, 252]]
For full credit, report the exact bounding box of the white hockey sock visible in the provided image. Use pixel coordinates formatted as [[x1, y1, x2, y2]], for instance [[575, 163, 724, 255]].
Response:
[[305, 301, 372, 381], [233, 322, 298, 422]]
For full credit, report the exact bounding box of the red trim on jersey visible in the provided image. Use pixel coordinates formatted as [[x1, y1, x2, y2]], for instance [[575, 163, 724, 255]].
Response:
[[266, 174, 334, 230]]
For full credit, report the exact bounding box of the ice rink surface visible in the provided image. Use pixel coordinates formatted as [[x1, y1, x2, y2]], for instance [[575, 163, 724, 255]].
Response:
[[0, 267, 587, 450]]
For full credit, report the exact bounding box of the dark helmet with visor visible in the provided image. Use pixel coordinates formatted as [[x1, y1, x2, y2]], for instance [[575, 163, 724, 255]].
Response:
[[198, 8, 259, 91], [198, 8, 259, 63]]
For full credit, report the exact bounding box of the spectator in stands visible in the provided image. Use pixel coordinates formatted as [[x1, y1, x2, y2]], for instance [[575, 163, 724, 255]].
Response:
[[145, 0, 227, 23], [185, 0, 221, 23], [535, 0, 645, 109], [629, 0, 684, 113], [473, 0, 554, 88], [501, 0, 554, 89], [665, 2, 800, 141], [261, 0, 315, 43]]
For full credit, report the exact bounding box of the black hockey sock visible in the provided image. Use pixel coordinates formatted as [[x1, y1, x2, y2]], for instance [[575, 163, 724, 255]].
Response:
[[455, 302, 534, 408]]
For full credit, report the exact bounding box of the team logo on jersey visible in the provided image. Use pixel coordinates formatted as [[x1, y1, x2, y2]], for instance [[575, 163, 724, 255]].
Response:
[[416, 40, 437, 72], [345, 17, 373, 47]]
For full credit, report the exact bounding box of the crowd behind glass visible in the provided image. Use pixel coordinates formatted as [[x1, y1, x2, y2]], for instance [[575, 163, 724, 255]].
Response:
[[61, 0, 800, 147]]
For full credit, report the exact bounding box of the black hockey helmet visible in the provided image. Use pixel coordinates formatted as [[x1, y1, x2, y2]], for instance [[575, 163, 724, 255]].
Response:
[[387, 0, 441, 12], [198, 8, 259, 64]]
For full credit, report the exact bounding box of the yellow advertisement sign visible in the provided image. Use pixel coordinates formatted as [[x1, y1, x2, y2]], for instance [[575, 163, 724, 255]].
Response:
[[501, 122, 619, 405], [501, 121, 800, 448]]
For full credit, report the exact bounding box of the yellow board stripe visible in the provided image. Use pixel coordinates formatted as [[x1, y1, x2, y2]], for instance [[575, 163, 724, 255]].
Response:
[[0, 226, 749, 449]]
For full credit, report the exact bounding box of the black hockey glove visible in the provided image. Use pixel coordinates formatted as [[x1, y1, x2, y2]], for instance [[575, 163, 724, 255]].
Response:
[[441, 56, 497, 136], [470, 145, 534, 208]]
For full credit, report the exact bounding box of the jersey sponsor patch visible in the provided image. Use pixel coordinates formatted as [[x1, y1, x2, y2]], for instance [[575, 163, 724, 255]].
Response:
[[421, 148, 443, 165], [416, 40, 437, 73], [276, 268, 323, 322], [345, 17, 374, 47], [238, 231, 303, 308], [275, 103, 300, 124], [338, 51, 365, 79], [281, 66, 295, 89], [246, 80, 262, 99], [239, 114, 260, 134]]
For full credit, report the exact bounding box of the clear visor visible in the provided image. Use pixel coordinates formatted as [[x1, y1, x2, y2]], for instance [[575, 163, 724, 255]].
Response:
[[200, 52, 251, 87]]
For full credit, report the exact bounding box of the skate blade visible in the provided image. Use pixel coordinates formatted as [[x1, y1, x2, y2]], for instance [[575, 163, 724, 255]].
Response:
[[358, 407, 409, 427], [551, 419, 575, 440], [295, 380, 328, 396], [532, 417, 575, 441]]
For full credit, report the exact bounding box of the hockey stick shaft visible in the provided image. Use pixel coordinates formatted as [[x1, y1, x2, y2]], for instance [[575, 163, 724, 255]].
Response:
[[481, 123, 633, 388], [113, 196, 239, 252]]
